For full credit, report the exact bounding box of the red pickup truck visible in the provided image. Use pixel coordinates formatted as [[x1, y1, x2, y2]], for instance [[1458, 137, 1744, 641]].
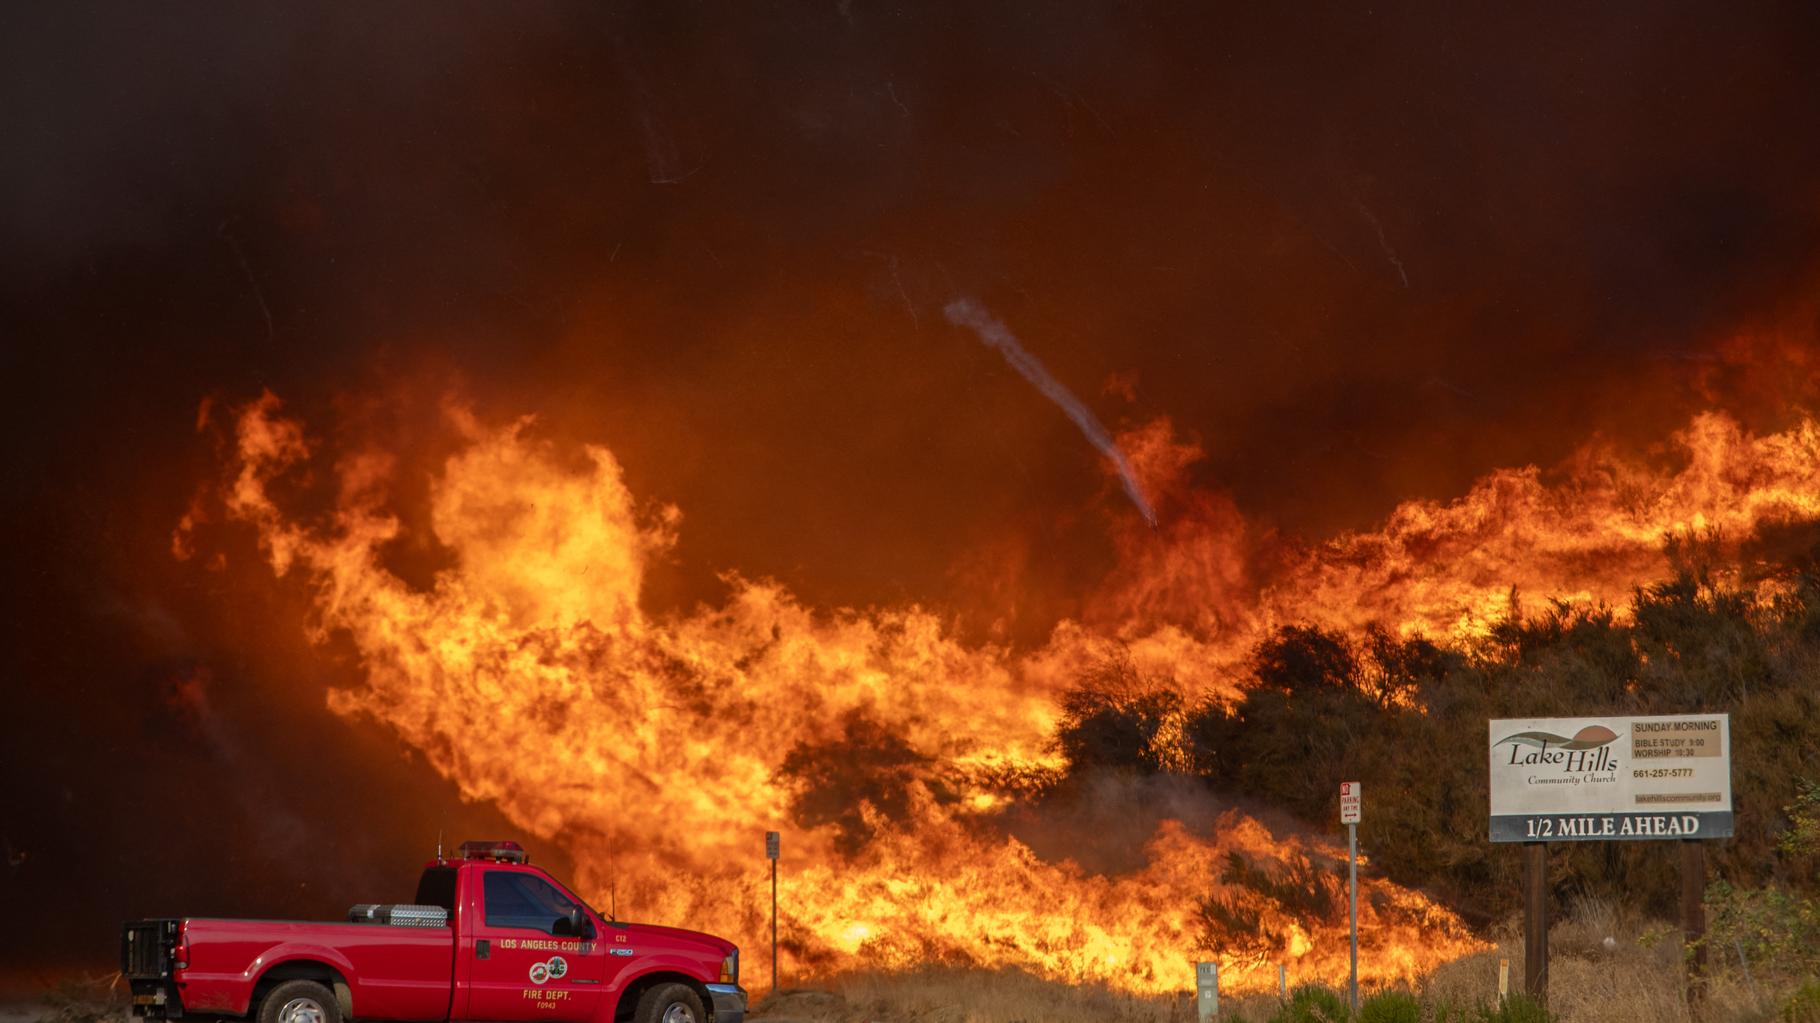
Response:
[[121, 842, 745, 1023]]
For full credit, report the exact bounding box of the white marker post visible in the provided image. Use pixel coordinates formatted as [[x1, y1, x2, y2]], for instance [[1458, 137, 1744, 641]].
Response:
[[1194, 961, 1219, 1022], [766, 831, 781, 996], [1340, 782, 1362, 1015]]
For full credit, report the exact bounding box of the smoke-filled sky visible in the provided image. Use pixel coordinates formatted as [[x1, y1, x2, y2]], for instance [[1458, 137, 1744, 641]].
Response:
[[5, 3, 1820, 972]]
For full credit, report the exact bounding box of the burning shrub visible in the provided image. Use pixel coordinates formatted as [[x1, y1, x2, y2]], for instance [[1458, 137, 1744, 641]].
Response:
[[1217, 849, 1345, 924], [1053, 649, 1186, 776], [1252, 626, 1359, 693], [1194, 896, 1266, 955], [1194, 849, 1347, 964], [776, 713, 939, 857], [1197, 626, 1387, 819]]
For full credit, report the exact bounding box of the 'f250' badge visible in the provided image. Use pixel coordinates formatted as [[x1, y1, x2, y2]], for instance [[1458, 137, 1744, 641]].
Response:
[[528, 957, 567, 984]]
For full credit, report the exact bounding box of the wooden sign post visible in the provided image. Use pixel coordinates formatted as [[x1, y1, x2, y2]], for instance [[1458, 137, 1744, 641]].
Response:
[[1682, 839, 1706, 1008], [1524, 842, 1548, 1003]]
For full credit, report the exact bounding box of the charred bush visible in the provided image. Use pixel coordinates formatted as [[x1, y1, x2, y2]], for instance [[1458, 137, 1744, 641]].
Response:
[[1181, 698, 1241, 783], [1253, 625, 1358, 693], [1218, 849, 1344, 923], [1053, 649, 1185, 776], [775, 713, 933, 857]]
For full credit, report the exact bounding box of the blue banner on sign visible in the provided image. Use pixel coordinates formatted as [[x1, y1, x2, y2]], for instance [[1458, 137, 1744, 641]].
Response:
[[1489, 810, 1733, 842]]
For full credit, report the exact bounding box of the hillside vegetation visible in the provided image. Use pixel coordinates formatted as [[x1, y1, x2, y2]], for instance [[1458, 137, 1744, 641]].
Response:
[[1051, 536, 1820, 989]]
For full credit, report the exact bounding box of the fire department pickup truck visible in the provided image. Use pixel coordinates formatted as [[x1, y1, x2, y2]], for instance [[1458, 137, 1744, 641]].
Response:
[[121, 842, 745, 1023]]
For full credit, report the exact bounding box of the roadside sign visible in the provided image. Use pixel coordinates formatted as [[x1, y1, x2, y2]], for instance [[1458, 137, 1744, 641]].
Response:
[[1340, 781, 1361, 824], [765, 831, 780, 860], [1195, 961, 1219, 1022], [1488, 714, 1732, 842], [1489, 713, 1731, 1011], [1340, 781, 1361, 1013]]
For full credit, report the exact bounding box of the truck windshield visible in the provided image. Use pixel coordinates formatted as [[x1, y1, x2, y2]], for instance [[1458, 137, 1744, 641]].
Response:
[[483, 871, 585, 934]]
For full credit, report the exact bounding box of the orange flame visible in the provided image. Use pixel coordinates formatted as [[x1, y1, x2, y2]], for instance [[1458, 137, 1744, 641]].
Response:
[[1265, 412, 1820, 644], [187, 390, 1820, 993]]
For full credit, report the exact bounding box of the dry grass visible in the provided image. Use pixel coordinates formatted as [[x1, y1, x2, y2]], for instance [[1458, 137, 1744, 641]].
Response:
[[750, 898, 1799, 1022], [752, 968, 1348, 1023], [29, 973, 127, 1023], [1422, 897, 1778, 1023], [752, 968, 1194, 1023]]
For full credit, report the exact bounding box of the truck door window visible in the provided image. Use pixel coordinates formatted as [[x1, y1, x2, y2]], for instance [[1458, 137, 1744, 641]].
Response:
[[482, 871, 583, 934]]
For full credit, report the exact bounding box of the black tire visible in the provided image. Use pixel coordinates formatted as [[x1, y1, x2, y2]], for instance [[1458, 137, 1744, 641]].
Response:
[[633, 982, 705, 1023], [256, 980, 342, 1023]]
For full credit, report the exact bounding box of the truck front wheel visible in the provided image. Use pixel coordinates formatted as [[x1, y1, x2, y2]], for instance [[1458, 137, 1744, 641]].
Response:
[[632, 982, 705, 1023], [257, 980, 342, 1023]]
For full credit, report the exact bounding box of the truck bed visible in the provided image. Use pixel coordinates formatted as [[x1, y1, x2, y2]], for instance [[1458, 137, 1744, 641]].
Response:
[[177, 919, 454, 1021]]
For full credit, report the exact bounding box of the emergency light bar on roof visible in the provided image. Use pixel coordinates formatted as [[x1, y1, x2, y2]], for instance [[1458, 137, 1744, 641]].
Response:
[[458, 840, 528, 863]]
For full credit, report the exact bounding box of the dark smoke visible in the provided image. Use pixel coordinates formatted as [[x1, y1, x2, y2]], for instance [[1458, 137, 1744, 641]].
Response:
[[6, 2, 1820, 975]]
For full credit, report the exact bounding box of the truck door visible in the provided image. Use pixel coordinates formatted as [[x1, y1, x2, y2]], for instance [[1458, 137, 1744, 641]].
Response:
[[462, 867, 608, 1022]]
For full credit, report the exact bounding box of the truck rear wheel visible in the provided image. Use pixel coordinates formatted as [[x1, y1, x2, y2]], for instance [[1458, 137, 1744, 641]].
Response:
[[633, 982, 704, 1023], [257, 980, 342, 1023]]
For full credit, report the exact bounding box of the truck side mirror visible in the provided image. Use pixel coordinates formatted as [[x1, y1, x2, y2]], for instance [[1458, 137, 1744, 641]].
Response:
[[552, 907, 589, 938]]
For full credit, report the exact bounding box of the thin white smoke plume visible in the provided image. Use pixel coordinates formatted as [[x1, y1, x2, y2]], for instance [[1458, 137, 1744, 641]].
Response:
[[945, 297, 1158, 527]]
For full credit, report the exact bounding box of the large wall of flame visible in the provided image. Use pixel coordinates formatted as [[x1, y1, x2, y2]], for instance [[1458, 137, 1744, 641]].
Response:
[[178, 388, 1820, 992], [9, 1, 1820, 981], [200, 392, 1498, 992]]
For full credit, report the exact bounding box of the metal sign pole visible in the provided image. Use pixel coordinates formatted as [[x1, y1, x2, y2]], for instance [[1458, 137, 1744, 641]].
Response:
[[766, 831, 780, 997], [1340, 781, 1362, 1015], [1348, 820, 1358, 1015], [770, 859, 777, 994]]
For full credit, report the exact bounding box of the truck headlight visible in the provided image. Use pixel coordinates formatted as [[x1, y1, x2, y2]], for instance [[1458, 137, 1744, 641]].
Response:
[[719, 949, 738, 984]]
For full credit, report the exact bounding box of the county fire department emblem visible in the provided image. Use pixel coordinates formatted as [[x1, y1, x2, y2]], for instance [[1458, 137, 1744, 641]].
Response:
[[528, 956, 566, 984]]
